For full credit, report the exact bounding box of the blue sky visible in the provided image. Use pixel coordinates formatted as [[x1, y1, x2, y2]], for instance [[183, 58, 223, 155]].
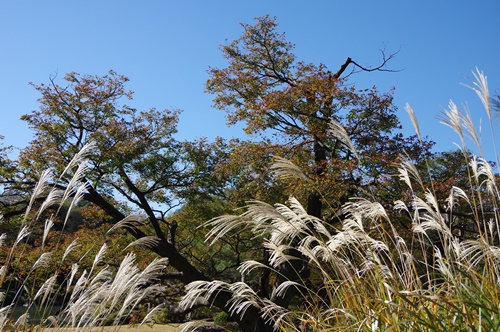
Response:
[[1, 1, 499, 159]]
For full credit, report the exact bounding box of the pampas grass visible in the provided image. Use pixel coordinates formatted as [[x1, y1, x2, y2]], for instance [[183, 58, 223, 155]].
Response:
[[181, 69, 500, 331], [0, 142, 168, 331]]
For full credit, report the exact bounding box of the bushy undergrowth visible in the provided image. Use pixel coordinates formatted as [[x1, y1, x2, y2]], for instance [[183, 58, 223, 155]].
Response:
[[0, 147, 168, 331], [180, 69, 500, 331]]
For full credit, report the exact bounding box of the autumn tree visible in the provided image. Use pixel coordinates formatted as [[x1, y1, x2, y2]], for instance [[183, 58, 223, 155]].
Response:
[[199, 15, 435, 319], [206, 15, 431, 223], [0, 16, 434, 331], [0, 71, 279, 331]]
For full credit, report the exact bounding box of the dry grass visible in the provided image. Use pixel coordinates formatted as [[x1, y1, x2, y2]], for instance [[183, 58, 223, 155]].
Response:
[[180, 69, 500, 331]]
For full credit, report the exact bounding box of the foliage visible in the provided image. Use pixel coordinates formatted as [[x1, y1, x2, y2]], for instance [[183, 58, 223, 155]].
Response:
[[181, 69, 500, 331], [206, 15, 433, 221], [0, 155, 169, 330], [1, 15, 494, 332]]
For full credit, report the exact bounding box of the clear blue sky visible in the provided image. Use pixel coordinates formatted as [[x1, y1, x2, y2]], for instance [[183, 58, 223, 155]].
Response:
[[1, 1, 499, 158]]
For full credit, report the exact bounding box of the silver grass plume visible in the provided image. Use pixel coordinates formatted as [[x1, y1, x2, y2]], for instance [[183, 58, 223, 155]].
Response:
[[0, 234, 7, 247], [42, 215, 55, 248], [328, 118, 359, 161], [411, 193, 453, 241], [405, 103, 421, 142], [180, 280, 228, 312], [138, 303, 165, 328], [62, 182, 89, 229], [57, 141, 96, 182], [124, 236, 161, 251], [89, 243, 107, 276], [59, 160, 89, 206], [32, 252, 53, 271], [460, 105, 482, 154], [445, 186, 470, 212], [14, 312, 29, 330], [33, 273, 58, 308], [67, 263, 79, 293], [270, 156, 310, 182], [463, 68, 490, 120], [62, 238, 80, 263], [439, 100, 466, 149], [0, 305, 11, 331], [36, 187, 63, 220], [342, 198, 388, 222], [25, 168, 52, 221], [472, 156, 498, 197], [397, 154, 423, 190], [107, 213, 148, 233]]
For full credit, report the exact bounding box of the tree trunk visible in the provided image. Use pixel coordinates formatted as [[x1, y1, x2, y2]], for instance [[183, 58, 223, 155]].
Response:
[[307, 138, 327, 218], [84, 185, 274, 331]]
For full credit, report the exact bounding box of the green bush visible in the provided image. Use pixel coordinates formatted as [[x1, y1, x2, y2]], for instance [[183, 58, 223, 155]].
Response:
[[213, 310, 230, 325]]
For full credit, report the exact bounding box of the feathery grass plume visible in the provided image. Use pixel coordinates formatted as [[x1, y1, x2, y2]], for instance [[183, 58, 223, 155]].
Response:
[[36, 187, 63, 220], [473, 156, 498, 197], [180, 280, 228, 312], [62, 181, 88, 229], [42, 215, 54, 248], [446, 186, 471, 212], [67, 263, 79, 293], [0, 234, 6, 247], [397, 153, 423, 191], [461, 105, 482, 154], [270, 156, 311, 182], [328, 118, 359, 161], [466, 68, 500, 173], [59, 160, 89, 205], [238, 260, 267, 276], [33, 273, 57, 308], [32, 251, 53, 271], [138, 303, 165, 328], [136, 256, 169, 284], [213, 197, 315, 248], [68, 269, 89, 303], [106, 252, 139, 305], [14, 312, 29, 330], [24, 168, 52, 221], [61, 254, 166, 328], [439, 100, 466, 149], [264, 241, 298, 268], [0, 305, 11, 331], [405, 103, 421, 142], [90, 242, 107, 273], [62, 238, 80, 263], [107, 213, 148, 233], [342, 198, 388, 222], [227, 281, 261, 316], [412, 195, 453, 241], [124, 236, 161, 251], [464, 67, 491, 120], [57, 140, 96, 182]]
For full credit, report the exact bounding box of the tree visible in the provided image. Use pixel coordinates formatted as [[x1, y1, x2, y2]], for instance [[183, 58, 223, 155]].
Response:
[[0, 15, 434, 331], [0, 70, 210, 279], [206, 15, 431, 222], [0, 71, 277, 331], [179, 15, 433, 329]]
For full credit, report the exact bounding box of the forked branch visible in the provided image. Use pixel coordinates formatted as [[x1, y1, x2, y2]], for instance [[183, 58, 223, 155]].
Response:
[[333, 47, 401, 79]]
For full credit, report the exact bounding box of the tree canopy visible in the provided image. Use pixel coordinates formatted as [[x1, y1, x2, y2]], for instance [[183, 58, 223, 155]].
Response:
[[0, 16, 447, 332]]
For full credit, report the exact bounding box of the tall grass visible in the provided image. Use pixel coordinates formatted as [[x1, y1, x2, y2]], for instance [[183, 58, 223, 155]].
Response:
[[181, 69, 500, 331], [0, 146, 168, 331]]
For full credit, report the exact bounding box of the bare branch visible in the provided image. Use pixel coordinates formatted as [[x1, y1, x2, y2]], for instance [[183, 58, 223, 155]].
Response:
[[334, 47, 402, 79]]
